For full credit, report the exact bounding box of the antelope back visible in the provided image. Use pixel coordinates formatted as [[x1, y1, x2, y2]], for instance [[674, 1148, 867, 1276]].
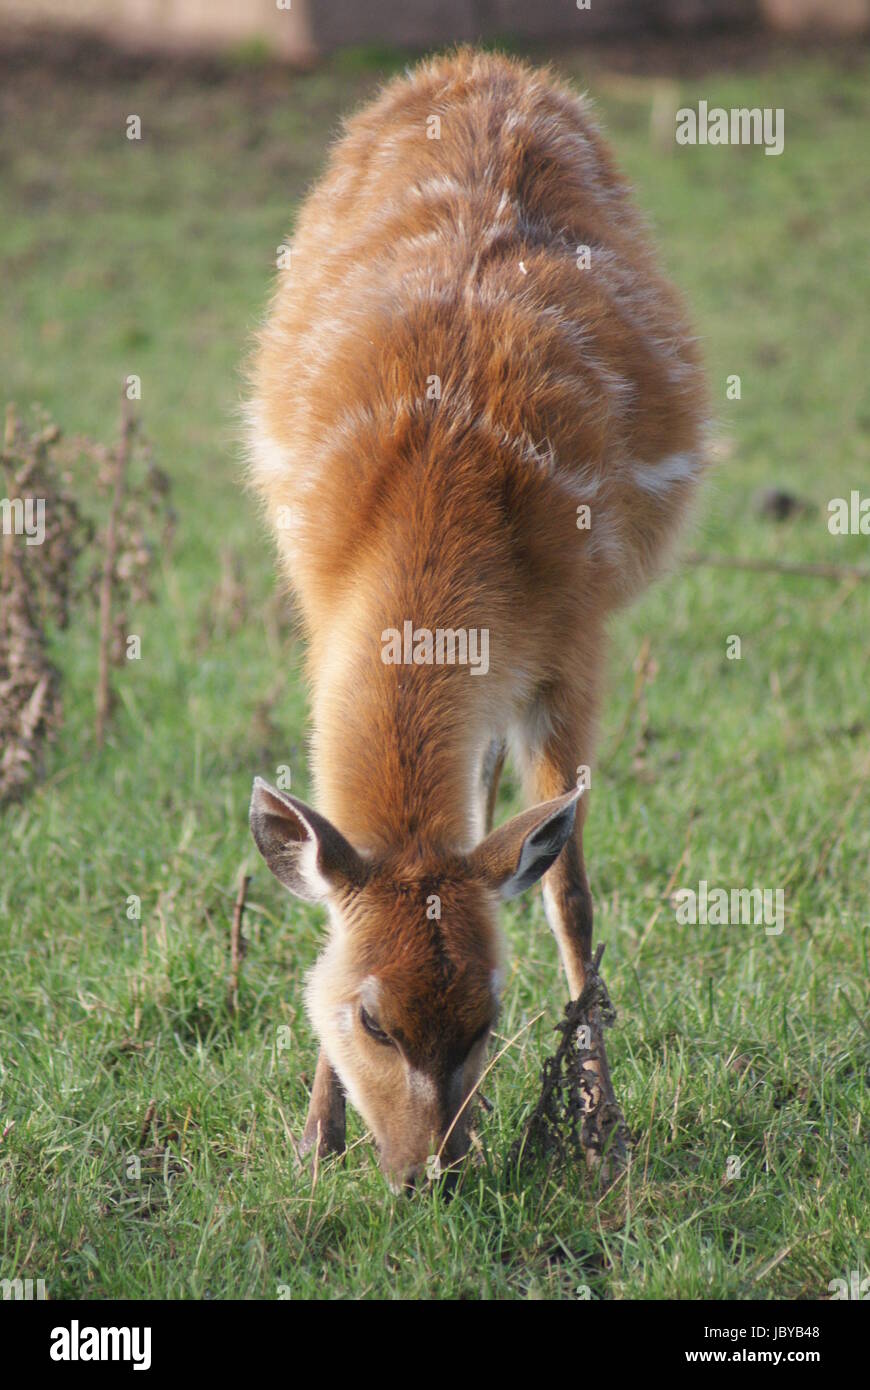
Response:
[[248, 48, 706, 625]]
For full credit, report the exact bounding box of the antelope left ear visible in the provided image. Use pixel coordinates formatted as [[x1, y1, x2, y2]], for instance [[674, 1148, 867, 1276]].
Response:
[[469, 788, 582, 899], [249, 777, 365, 902]]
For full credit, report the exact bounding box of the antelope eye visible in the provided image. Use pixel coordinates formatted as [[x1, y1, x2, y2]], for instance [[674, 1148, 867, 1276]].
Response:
[[359, 1006, 392, 1045]]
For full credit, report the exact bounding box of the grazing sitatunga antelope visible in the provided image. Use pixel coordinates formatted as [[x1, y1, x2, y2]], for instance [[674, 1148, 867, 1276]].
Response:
[[246, 49, 706, 1191]]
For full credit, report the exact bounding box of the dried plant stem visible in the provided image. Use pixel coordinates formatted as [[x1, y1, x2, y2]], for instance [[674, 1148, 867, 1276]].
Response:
[[1, 406, 16, 582], [227, 873, 252, 1013], [513, 944, 630, 1184], [685, 551, 870, 582], [95, 391, 133, 748], [138, 1099, 157, 1150]]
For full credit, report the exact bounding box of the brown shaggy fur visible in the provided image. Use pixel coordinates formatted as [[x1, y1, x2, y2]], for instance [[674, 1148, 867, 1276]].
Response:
[[246, 49, 707, 1185]]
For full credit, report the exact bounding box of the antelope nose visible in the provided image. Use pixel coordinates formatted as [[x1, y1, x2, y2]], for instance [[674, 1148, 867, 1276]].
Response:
[[386, 1164, 421, 1196]]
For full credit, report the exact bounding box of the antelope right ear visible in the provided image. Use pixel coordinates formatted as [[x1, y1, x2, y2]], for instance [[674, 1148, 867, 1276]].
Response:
[[469, 788, 582, 899], [249, 778, 365, 902]]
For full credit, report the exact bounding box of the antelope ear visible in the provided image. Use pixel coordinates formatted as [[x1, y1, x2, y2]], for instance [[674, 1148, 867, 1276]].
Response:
[[249, 778, 365, 902], [469, 788, 582, 899]]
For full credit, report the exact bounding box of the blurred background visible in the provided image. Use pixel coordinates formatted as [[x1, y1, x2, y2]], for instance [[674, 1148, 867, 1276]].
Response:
[[1, 0, 868, 1301], [1, 0, 869, 61]]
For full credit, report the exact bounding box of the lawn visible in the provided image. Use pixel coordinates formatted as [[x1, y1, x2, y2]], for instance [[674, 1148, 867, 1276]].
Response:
[[0, 34, 868, 1300]]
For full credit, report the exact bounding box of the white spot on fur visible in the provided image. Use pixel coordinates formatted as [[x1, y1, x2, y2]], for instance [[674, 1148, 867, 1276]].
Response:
[[629, 451, 701, 498], [412, 174, 467, 202], [246, 403, 292, 482]]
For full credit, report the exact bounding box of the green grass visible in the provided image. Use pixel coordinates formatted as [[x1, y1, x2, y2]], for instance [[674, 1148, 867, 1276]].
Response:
[[1, 43, 868, 1300]]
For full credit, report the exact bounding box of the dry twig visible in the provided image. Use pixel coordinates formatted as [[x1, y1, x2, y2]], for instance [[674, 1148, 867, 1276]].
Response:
[[95, 393, 133, 747], [0, 405, 87, 803], [512, 945, 630, 1182], [685, 551, 870, 582], [227, 873, 252, 1013]]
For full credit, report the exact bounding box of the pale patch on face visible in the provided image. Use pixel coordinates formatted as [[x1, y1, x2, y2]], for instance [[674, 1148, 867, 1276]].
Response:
[[307, 946, 377, 1127], [358, 975, 381, 1012], [407, 1068, 437, 1105], [334, 1002, 354, 1038]]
